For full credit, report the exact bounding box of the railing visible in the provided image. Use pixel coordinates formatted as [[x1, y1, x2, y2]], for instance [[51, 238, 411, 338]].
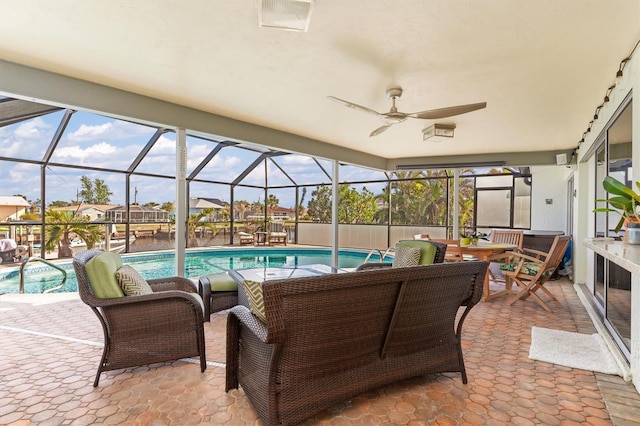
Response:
[[19, 257, 67, 294], [363, 248, 382, 263]]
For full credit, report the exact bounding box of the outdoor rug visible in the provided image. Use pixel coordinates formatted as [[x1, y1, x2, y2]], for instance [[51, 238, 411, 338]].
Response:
[[529, 326, 621, 376]]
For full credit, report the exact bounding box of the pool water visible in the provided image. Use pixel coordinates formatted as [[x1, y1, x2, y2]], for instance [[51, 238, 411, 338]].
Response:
[[0, 247, 379, 294]]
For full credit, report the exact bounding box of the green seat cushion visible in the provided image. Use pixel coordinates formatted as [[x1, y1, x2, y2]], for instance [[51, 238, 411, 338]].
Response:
[[500, 262, 553, 278], [115, 265, 153, 296], [242, 279, 266, 323], [203, 273, 238, 292], [85, 251, 124, 299], [395, 240, 437, 264], [392, 246, 421, 268]]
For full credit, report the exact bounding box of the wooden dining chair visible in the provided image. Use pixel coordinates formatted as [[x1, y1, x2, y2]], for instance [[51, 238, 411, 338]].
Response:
[[413, 233, 430, 240], [487, 229, 524, 284], [499, 235, 571, 312], [430, 238, 464, 262]]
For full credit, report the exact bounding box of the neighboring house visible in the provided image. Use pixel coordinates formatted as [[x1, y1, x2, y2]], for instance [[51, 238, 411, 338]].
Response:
[[0, 196, 31, 221], [267, 206, 295, 221], [246, 206, 295, 222], [49, 204, 111, 221], [189, 197, 226, 220], [106, 205, 170, 223]]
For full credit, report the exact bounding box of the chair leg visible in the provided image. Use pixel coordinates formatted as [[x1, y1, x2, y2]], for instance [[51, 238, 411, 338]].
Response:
[[535, 284, 561, 307], [526, 287, 554, 312]]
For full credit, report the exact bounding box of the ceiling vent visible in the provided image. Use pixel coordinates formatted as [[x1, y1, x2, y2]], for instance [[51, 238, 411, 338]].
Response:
[[258, 0, 315, 32]]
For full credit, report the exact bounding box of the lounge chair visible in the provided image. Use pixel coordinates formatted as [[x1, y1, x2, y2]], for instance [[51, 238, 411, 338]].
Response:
[[267, 221, 287, 245], [238, 231, 254, 245]]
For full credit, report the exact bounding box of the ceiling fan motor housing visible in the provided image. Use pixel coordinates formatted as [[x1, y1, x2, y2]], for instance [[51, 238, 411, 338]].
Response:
[[386, 87, 402, 99]]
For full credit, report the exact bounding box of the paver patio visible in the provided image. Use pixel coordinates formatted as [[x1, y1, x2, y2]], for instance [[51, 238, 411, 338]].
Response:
[[1, 278, 639, 425]]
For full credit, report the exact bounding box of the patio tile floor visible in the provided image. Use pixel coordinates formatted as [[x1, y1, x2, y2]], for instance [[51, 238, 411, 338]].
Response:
[[1, 278, 639, 425]]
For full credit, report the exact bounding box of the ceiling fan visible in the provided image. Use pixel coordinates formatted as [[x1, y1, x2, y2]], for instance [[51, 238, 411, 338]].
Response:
[[328, 87, 487, 137]]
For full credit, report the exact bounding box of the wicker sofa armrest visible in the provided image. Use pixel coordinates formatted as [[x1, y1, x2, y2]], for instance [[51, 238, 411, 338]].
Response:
[[228, 305, 269, 342], [226, 305, 272, 391]]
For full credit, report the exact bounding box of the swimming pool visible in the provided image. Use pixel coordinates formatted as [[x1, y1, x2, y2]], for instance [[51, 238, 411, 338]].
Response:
[[0, 247, 380, 294]]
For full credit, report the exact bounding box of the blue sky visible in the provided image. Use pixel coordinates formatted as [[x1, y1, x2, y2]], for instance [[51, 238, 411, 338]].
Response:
[[1, 110, 387, 209]]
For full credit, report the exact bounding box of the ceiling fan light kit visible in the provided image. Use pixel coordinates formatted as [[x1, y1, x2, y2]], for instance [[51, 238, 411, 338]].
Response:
[[423, 123, 456, 141], [258, 0, 314, 32], [327, 87, 486, 137]]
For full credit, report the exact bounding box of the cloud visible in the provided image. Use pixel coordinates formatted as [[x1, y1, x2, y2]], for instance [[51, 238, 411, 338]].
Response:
[[13, 117, 51, 140], [66, 119, 153, 143], [282, 154, 314, 165]]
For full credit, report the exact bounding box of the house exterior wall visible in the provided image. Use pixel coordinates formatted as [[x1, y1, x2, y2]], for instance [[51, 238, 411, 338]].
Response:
[[529, 165, 568, 232], [577, 49, 639, 392], [0, 206, 27, 221]]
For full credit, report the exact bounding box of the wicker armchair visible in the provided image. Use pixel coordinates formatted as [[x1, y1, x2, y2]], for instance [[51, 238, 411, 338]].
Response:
[[226, 261, 488, 425], [73, 249, 206, 386]]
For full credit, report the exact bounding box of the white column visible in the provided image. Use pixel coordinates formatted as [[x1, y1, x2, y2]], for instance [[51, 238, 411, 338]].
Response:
[[453, 169, 460, 238], [175, 128, 187, 276], [331, 160, 339, 268]]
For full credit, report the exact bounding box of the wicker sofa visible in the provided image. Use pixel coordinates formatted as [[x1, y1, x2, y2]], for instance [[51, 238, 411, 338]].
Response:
[[226, 260, 488, 425]]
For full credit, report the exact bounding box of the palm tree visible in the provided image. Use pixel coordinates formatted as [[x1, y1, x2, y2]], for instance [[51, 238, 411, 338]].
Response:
[[187, 208, 217, 247], [44, 209, 101, 258]]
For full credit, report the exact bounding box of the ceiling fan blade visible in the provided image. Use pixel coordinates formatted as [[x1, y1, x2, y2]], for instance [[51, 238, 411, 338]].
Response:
[[327, 96, 381, 117], [409, 102, 487, 120], [369, 124, 393, 137]]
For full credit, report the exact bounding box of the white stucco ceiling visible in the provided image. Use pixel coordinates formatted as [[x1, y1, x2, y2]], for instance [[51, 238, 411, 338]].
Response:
[[0, 0, 638, 166]]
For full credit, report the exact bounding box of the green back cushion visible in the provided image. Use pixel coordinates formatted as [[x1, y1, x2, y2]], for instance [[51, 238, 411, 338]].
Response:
[[85, 251, 124, 298], [242, 279, 266, 323], [395, 240, 437, 264], [204, 273, 238, 292], [392, 246, 421, 268]]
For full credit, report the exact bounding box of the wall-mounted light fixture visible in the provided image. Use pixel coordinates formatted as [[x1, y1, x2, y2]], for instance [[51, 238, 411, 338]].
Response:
[[258, 0, 315, 32], [422, 123, 456, 141]]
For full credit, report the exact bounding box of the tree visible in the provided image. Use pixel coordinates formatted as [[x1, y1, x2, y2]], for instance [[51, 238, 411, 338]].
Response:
[[144, 202, 159, 208], [338, 186, 377, 223], [307, 186, 332, 222], [44, 209, 101, 258], [160, 202, 174, 212], [382, 171, 448, 226], [187, 208, 217, 247], [20, 212, 40, 221], [267, 194, 279, 209], [297, 187, 308, 218], [49, 200, 71, 208], [218, 204, 230, 222], [79, 176, 94, 203], [94, 179, 112, 204], [306, 185, 378, 224], [79, 176, 112, 204], [233, 200, 250, 220]]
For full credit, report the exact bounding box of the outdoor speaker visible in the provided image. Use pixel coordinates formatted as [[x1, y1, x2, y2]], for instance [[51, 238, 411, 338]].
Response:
[[556, 153, 567, 165]]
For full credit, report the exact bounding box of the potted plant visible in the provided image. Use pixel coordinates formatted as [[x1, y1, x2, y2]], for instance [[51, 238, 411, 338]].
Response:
[[594, 176, 640, 244], [461, 230, 488, 246]]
